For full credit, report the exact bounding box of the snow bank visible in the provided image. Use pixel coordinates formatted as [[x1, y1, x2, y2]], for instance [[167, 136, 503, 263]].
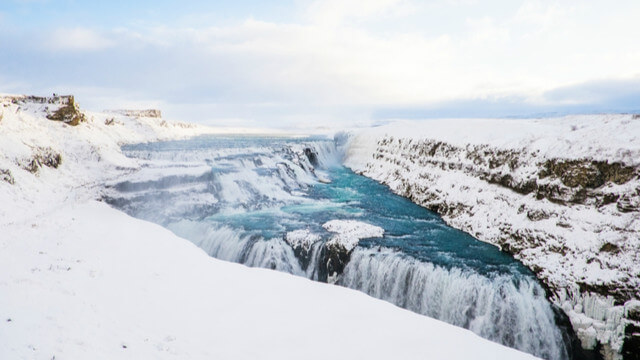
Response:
[[0, 201, 540, 360], [343, 114, 640, 360], [285, 229, 322, 251], [323, 219, 384, 252], [0, 95, 537, 360]]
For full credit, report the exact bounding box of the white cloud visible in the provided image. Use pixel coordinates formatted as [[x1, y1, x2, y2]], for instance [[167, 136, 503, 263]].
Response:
[[305, 0, 415, 26], [4, 0, 640, 126], [45, 27, 115, 52]]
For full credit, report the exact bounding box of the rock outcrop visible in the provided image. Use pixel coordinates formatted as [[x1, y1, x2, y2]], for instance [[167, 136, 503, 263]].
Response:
[[320, 220, 384, 282], [45, 95, 86, 126], [2, 95, 87, 126], [344, 116, 640, 360], [284, 221, 384, 283], [22, 147, 62, 174]]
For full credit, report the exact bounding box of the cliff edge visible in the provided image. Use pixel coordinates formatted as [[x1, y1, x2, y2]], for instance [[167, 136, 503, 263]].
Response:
[[344, 115, 640, 360]]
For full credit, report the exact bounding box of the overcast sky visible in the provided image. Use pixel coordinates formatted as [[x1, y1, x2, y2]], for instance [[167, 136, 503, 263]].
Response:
[[1, 0, 639, 129]]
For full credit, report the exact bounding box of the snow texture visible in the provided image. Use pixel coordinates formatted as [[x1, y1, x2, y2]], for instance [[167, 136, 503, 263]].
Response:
[[323, 219, 385, 252], [0, 95, 537, 360], [285, 229, 322, 251], [343, 115, 640, 360]]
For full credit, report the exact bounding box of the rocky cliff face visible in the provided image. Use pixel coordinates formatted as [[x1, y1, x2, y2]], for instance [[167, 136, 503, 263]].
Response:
[[344, 116, 640, 360]]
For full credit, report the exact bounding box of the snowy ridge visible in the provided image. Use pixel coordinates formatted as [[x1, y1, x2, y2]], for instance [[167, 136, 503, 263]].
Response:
[[0, 94, 222, 225], [0, 95, 538, 360], [343, 114, 640, 360]]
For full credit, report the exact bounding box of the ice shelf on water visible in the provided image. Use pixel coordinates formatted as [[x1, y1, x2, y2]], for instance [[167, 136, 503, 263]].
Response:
[[105, 135, 575, 360]]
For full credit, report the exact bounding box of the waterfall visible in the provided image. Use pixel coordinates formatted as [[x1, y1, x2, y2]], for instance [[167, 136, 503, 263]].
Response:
[[340, 247, 568, 360], [166, 217, 568, 359], [107, 136, 574, 360], [167, 220, 305, 276]]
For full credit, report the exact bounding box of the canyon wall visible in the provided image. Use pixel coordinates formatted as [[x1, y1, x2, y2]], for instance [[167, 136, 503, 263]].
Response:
[[344, 115, 640, 360]]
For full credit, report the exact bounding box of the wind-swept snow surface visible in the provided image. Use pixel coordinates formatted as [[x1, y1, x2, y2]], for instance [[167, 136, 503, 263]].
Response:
[[343, 115, 640, 360], [0, 95, 538, 360]]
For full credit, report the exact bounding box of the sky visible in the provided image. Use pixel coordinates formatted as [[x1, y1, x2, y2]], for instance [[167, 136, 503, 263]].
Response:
[[1, 0, 639, 129]]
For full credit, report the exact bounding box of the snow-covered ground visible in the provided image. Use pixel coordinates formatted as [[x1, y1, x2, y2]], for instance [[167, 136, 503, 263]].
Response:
[[343, 115, 640, 360], [0, 95, 537, 360]]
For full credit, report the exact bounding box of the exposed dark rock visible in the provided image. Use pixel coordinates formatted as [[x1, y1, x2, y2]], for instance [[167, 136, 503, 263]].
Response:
[[304, 148, 319, 167], [46, 95, 86, 126], [617, 195, 639, 213], [319, 242, 351, 282], [541, 160, 603, 188], [291, 245, 313, 270], [22, 148, 62, 174], [628, 304, 640, 322], [0, 169, 14, 184], [598, 193, 620, 207], [622, 322, 640, 360], [553, 307, 605, 360], [540, 160, 636, 188], [527, 209, 551, 221], [600, 242, 621, 254], [576, 282, 636, 306]]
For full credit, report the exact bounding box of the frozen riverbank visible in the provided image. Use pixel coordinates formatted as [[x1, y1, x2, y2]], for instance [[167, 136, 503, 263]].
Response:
[[343, 115, 640, 360]]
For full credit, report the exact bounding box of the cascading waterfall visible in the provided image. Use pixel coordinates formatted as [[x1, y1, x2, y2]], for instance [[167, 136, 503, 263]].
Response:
[[105, 135, 576, 360], [341, 247, 567, 360]]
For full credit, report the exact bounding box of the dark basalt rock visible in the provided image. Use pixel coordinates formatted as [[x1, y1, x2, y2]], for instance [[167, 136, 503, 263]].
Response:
[[540, 160, 636, 188], [286, 239, 320, 271], [291, 245, 313, 270], [553, 307, 605, 360], [317, 242, 351, 282], [304, 148, 319, 167], [622, 323, 640, 360]]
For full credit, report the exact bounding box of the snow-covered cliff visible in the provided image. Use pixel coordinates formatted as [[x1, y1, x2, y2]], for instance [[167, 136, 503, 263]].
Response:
[[0, 95, 538, 360], [0, 94, 220, 223], [343, 115, 640, 360]]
